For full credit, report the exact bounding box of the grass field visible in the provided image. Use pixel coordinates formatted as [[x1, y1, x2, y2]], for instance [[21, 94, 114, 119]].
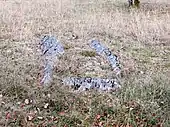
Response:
[[0, 0, 170, 126]]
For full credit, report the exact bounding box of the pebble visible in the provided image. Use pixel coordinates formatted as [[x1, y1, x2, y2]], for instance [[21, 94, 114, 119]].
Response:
[[44, 103, 49, 109], [0, 94, 2, 105], [35, 107, 40, 113], [140, 71, 144, 74], [37, 116, 43, 120], [16, 102, 21, 105], [25, 99, 29, 105], [47, 94, 51, 98], [27, 115, 34, 121], [1, 101, 5, 105]]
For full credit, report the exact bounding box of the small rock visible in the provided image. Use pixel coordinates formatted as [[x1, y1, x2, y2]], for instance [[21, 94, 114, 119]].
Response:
[[25, 99, 29, 105], [50, 116, 54, 120], [37, 116, 43, 120], [16, 102, 21, 105], [44, 103, 49, 109], [36, 107, 40, 112], [27, 115, 34, 121], [160, 101, 164, 104], [47, 94, 51, 98], [30, 100, 33, 103], [0, 94, 3, 105], [34, 107, 40, 114], [1, 101, 5, 105], [100, 61, 105, 65], [42, 94, 46, 98], [140, 71, 144, 74], [130, 108, 134, 111]]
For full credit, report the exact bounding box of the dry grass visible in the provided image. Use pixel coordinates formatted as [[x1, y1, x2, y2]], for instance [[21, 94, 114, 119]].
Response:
[[0, 0, 170, 126]]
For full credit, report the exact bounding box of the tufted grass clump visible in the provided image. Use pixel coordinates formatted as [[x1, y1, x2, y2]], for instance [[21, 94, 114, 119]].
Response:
[[80, 50, 96, 57]]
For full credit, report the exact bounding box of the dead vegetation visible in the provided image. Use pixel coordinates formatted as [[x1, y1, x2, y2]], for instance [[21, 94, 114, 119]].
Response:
[[0, 0, 170, 126]]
